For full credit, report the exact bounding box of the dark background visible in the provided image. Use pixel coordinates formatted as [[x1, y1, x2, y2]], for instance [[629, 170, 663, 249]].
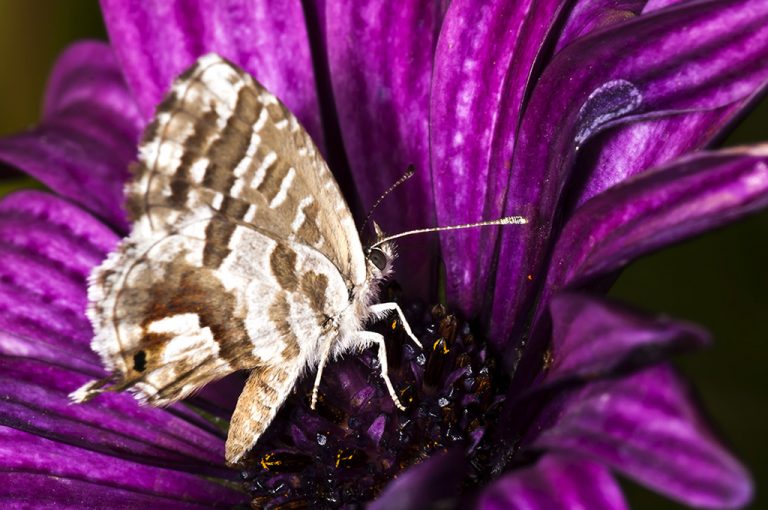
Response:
[[0, 2, 765, 508]]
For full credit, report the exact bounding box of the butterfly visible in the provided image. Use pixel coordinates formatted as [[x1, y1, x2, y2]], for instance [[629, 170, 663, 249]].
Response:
[[71, 54, 422, 464]]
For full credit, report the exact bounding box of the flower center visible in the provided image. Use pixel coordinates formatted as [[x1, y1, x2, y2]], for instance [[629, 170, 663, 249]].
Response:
[[241, 299, 506, 507]]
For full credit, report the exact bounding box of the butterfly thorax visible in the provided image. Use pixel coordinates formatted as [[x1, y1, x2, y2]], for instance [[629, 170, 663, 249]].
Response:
[[332, 236, 396, 357]]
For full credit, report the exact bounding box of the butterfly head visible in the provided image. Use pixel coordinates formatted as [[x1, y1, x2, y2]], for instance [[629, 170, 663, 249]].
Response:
[[365, 222, 396, 281]]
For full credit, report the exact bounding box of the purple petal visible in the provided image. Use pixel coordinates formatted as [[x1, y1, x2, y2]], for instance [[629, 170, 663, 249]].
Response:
[[555, 1, 645, 53], [0, 42, 141, 229], [500, 147, 768, 407], [572, 102, 750, 207], [0, 191, 117, 368], [325, 1, 444, 294], [489, 0, 768, 345], [552, 0, 698, 60], [369, 448, 465, 510], [547, 147, 768, 293], [430, 0, 563, 315], [545, 293, 709, 384], [0, 191, 231, 468], [100, 0, 324, 150], [0, 355, 229, 470], [532, 365, 753, 509], [0, 426, 244, 509], [477, 453, 628, 510], [642, 0, 685, 13]]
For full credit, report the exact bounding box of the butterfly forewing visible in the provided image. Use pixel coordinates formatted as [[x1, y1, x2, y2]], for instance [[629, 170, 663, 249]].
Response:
[[129, 54, 365, 284], [81, 54, 362, 463]]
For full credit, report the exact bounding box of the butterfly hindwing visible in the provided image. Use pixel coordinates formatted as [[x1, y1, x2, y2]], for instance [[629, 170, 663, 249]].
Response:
[[86, 209, 350, 406], [226, 364, 301, 463]]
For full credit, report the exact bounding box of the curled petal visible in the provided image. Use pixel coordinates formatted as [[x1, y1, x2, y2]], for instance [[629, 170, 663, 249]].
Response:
[[100, 0, 324, 149], [489, 0, 768, 345], [555, 1, 645, 52], [532, 365, 753, 509], [0, 42, 141, 229], [477, 453, 628, 510], [545, 292, 709, 384], [571, 101, 753, 207], [548, 147, 768, 292], [325, 0, 445, 294]]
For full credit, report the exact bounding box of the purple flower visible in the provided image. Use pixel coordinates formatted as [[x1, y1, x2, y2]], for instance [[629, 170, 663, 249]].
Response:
[[1, 0, 767, 508]]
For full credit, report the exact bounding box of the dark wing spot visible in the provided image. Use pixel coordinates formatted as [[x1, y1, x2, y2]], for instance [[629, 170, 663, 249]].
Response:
[[133, 350, 147, 372]]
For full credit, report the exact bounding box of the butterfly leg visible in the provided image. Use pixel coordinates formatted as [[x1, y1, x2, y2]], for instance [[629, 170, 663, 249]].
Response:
[[368, 302, 422, 349], [353, 331, 406, 411], [310, 339, 334, 410]]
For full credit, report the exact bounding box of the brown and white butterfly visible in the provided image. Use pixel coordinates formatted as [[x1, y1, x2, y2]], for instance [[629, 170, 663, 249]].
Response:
[[70, 54, 423, 464]]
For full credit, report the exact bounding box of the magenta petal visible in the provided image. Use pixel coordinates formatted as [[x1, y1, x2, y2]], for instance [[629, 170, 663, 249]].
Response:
[[0, 191, 117, 368], [325, 1, 444, 294], [2, 473, 225, 510], [0, 42, 141, 229], [532, 365, 752, 509], [430, 0, 563, 315], [100, 0, 324, 150], [0, 191, 231, 469], [489, 0, 768, 344], [547, 147, 768, 293], [0, 192, 238, 500], [0, 426, 244, 509], [0, 356, 229, 469], [42, 41, 143, 132], [572, 103, 750, 207], [477, 453, 628, 510], [545, 293, 709, 384]]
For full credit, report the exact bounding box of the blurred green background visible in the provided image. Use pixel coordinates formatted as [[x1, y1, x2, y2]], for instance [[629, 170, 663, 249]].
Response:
[[0, 2, 766, 508]]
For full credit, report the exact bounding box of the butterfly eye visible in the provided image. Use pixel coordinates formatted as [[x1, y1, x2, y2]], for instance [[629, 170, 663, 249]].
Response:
[[368, 248, 387, 270]]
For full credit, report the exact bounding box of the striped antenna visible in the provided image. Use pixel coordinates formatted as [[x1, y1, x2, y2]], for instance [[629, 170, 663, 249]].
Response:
[[370, 216, 528, 249], [359, 165, 416, 236]]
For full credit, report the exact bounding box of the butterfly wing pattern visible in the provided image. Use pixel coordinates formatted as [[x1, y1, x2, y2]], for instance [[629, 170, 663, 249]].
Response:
[[71, 54, 384, 464]]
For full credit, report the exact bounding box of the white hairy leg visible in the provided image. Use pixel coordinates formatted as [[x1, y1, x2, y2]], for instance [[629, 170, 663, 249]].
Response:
[[353, 331, 406, 410], [310, 339, 334, 410], [368, 302, 422, 349]]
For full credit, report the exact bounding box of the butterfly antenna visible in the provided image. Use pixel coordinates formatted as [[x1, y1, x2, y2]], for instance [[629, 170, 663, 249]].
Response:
[[369, 216, 528, 249], [359, 165, 416, 236]]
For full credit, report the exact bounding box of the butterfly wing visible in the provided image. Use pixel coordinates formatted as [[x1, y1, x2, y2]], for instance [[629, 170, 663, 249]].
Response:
[[76, 55, 362, 462], [129, 53, 365, 286], [226, 366, 299, 464], [85, 214, 348, 405]]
